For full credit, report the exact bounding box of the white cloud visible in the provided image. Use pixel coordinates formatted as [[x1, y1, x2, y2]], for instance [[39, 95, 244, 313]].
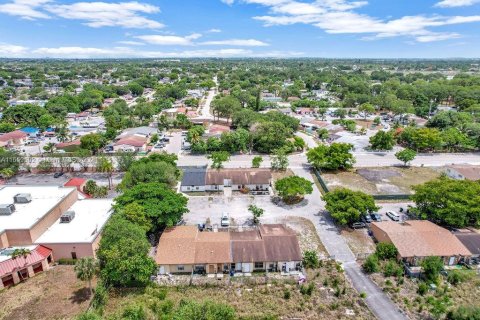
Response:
[[117, 40, 145, 46], [200, 39, 269, 46], [0, 43, 29, 57], [45, 1, 163, 29], [228, 0, 480, 42], [435, 0, 480, 7], [207, 28, 222, 33], [135, 33, 202, 45], [0, 0, 51, 20]]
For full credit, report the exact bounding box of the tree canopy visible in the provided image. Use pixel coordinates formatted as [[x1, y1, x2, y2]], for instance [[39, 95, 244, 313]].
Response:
[[323, 188, 378, 225]]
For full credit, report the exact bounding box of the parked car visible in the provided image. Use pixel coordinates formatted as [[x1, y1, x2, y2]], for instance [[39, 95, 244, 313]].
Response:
[[221, 213, 230, 227], [362, 215, 372, 223], [370, 213, 382, 222], [386, 211, 400, 221], [53, 172, 64, 178], [351, 222, 366, 229]]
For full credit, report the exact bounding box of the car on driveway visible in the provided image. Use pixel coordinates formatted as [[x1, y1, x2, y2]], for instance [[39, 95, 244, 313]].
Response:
[[221, 213, 230, 227], [53, 172, 64, 178], [370, 213, 382, 222], [362, 215, 373, 223], [351, 222, 367, 229], [386, 211, 400, 221]]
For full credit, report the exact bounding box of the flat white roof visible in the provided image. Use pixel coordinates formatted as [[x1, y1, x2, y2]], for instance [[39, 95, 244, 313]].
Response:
[[35, 199, 113, 244], [0, 186, 75, 234]]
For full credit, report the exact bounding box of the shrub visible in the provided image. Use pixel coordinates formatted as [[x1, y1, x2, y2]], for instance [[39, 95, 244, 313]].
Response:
[[92, 282, 108, 314], [375, 242, 398, 260], [360, 292, 367, 299], [303, 250, 320, 269], [418, 282, 428, 296], [421, 256, 443, 283], [283, 288, 291, 300], [76, 311, 101, 320], [383, 260, 403, 278], [447, 305, 480, 320], [300, 283, 315, 296], [363, 254, 380, 274], [57, 258, 76, 265], [122, 303, 146, 320]]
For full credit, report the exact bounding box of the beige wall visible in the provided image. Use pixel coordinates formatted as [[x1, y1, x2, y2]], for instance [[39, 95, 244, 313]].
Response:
[[158, 264, 194, 274], [39, 242, 94, 260], [0, 231, 9, 249], [371, 224, 393, 244]]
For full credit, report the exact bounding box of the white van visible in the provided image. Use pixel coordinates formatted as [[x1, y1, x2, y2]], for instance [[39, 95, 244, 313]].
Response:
[[386, 211, 400, 221]]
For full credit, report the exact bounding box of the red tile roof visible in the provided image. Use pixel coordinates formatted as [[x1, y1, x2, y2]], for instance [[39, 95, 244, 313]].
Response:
[[0, 245, 52, 278], [56, 139, 81, 149], [115, 135, 147, 147], [0, 130, 27, 142], [64, 178, 86, 188]]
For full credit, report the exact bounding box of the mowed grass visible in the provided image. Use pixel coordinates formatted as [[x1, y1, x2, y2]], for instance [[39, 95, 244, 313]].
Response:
[[322, 167, 442, 195], [0, 265, 94, 320]]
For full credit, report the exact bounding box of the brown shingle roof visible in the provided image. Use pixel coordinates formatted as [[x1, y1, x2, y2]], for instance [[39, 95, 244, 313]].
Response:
[[372, 221, 471, 258], [205, 169, 272, 185], [449, 165, 480, 181], [155, 226, 197, 265], [195, 231, 231, 264]]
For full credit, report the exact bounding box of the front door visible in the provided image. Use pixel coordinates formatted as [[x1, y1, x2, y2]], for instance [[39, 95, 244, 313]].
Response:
[[448, 256, 455, 266], [208, 264, 215, 274]]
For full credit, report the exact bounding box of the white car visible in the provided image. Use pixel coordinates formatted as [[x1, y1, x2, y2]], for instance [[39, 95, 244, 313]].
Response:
[[221, 213, 230, 227]]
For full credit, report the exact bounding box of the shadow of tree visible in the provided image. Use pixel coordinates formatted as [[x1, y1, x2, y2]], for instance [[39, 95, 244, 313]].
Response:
[[69, 287, 91, 304]]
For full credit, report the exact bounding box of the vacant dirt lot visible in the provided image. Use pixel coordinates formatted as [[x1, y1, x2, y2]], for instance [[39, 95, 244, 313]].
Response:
[[322, 167, 441, 195], [0, 265, 93, 320]]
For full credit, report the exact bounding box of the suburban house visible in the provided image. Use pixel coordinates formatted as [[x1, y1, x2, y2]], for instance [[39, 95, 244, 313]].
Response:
[[371, 221, 471, 270], [454, 230, 480, 263], [0, 130, 28, 148], [0, 186, 113, 261], [180, 168, 272, 194], [113, 135, 148, 152], [155, 224, 302, 275], [179, 167, 207, 192], [0, 244, 53, 289], [444, 165, 480, 181]]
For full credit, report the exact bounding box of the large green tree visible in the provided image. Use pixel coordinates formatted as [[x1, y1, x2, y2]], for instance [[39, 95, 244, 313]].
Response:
[[275, 176, 313, 204], [323, 188, 378, 225], [307, 143, 355, 171], [369, 130, 395, 151], [114, 182, 189, 230], [411, 177, 480, 228], [97, 215, 156, 287]]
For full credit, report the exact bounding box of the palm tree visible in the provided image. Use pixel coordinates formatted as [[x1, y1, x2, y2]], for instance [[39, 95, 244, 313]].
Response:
[[96, 156, 114, 189], [56, 125, 70, 143], [12, 248, 31, 282], [43, 142, 56, 154], [74, 257, 98, 297]]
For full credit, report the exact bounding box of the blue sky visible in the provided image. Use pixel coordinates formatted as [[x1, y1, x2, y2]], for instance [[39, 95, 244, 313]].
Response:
[[0, 0, 480, 58]]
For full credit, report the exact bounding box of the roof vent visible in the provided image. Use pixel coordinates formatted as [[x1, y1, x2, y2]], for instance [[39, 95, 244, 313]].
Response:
[[60, 210, 75, 223], [0, 204, 16, 215], [14, 193, 32, 204]]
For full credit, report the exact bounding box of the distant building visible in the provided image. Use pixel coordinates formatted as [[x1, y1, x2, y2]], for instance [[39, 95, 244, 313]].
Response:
[[0, 130, 28, 148], [445, 165, 480, 181]]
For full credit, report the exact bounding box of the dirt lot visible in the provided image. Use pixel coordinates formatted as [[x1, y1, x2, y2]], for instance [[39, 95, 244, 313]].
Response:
[[104, 262, 374, 320], [282, 216, 328, 259], [322, 167, 441, 195], [341, 228, 376, 257], [0, 265, 93, 320]]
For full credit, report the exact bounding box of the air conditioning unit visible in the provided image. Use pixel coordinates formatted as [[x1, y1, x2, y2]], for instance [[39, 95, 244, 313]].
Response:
[[0, 204, 16, 215], [14, 193, 32, 204], [60, 210, 75, 223]]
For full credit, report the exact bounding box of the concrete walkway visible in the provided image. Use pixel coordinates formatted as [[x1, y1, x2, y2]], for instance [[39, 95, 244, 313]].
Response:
[[292, 167, 407, 320]]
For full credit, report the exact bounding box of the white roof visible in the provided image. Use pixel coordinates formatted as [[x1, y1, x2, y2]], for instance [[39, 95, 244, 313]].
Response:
[[0, 186, 75, 234], [35, 199, 113, 244]]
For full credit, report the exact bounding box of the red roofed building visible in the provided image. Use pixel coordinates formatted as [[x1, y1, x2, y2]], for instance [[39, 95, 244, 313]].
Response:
[[0, 130, 28, 148], [56, 139, 81, 150], [114, 135, 148, 152], [0, 245, 53, 289], [64, 178, 91, 198]]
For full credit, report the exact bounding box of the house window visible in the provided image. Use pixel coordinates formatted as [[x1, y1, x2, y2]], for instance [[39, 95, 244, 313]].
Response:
[[177, 265, 185, 271], [195, 186, 199, 190], [254, 262, 264, 269], [71, 252, 77, 260]]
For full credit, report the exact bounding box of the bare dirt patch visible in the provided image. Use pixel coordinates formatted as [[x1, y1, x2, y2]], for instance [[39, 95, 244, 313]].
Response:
[[322, 167, 441, 195], [272, 168, 295, 183], [0, 265, 94, 320], [341, 228, 376, 257], [282, 216, 328, 257]]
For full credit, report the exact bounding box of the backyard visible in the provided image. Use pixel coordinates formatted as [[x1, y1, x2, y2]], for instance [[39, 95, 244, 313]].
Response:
[[0, 265, 94, 320]]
